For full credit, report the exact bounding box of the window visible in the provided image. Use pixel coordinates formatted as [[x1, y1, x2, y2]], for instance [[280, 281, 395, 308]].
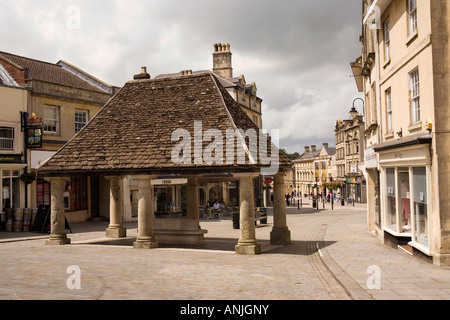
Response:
[[43, 106, 59, 134], [75, 110, 88, 133], [384, 19, 390, 60], [1, 170, 21, 209], [0, 127, 14, 151], [398, 168, 411, 233], [409, 69, 420, 123], [386, 88, 393, 132], [413, 167, 428, 247], [386, 168, 397, 231], [408, 0, 417, 35]]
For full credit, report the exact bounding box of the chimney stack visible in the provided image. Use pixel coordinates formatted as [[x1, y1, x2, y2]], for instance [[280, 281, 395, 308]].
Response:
[[304, 146, 310, 153], [133, 66, 151, 80], [180, 70, 193, 76], [322, 143, 329, 149], [213, 43, 233, 79], [311, 145, 316, 152]]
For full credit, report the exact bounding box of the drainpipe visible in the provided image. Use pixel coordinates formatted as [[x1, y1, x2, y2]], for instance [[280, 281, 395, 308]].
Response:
[[21, 111, 29, 209]]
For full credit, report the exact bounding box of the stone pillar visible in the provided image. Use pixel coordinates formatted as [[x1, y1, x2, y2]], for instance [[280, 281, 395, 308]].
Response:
[[105, 176, 126, 238], [235, 173, 260, 255], [271, 172, 291, 245], [45, 177, 71, 245], [186, 175, 201, 222], [133, 176, 158, 249]]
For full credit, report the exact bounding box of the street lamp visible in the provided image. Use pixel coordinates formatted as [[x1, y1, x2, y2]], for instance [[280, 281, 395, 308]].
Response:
[[353, 98, 365, 119]]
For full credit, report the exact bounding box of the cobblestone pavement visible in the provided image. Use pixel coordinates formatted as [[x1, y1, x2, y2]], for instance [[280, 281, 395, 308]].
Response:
[[1, 200, 449, 301]]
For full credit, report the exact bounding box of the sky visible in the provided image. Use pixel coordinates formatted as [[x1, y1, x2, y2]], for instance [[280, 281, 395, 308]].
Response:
[[0, 0, 364, 154]]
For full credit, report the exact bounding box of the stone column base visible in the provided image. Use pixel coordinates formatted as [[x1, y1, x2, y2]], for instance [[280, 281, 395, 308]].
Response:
[[270, 227, 291, 245], [235, 244, 261, 255], [106, 227, 127, 238], [46, 235, 71, 246], [133, 239, 159, 249]]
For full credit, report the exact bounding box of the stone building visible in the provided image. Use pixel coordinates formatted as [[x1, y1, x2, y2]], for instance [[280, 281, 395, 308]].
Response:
[[130, 43, 266, 219], [351, 0, 450, 265], [335, 106, 366, 203], [294, 143, 336, 197], [37, 70, 292, 254], [156, 44, 263, 129], [0, 51, 119, 223], [0, 67, 28, 217]]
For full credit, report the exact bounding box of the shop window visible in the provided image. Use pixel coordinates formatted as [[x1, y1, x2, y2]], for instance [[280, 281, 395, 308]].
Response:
[[398, 168, 411, 233], [375, 170, 381, 226], [386, 168, 397, 231], [413, 167, 428, 247], [1, 170, 21, 210]]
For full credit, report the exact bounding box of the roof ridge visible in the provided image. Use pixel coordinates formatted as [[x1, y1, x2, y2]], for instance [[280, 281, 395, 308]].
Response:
[[0, 51, 61, 68], [209, 72, 257, 165]]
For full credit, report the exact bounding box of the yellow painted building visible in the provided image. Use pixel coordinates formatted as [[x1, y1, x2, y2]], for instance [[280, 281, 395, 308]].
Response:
[[0, 82, 28, 215], [0, 52, 118, 223], [352, 0, 450, 265]]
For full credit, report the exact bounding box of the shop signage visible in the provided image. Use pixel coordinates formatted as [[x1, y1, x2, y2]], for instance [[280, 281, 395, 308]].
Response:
[[27, 118, 43, 149], [151, 178, 188, 186], [0, 154, 22, 163], [364, 147, 378, 169], [346, 177, 360, 184]]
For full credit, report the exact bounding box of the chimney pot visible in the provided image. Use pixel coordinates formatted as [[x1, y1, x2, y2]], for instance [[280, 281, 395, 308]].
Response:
[[133, 66, 151, 80]]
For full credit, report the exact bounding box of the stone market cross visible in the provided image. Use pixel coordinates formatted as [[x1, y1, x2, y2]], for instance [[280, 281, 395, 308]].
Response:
[[37, 70, 292, 255]]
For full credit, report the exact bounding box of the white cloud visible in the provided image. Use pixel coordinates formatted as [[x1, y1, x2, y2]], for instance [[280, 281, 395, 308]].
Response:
[[0, 0, 364, 153]]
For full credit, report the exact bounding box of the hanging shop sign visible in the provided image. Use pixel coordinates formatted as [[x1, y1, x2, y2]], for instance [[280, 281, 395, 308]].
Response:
[[27, 118, 43, 149]]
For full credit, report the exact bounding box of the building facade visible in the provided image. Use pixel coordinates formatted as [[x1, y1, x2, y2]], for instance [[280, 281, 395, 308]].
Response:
[[123, 44, 267, 220], [0, 51, 118, 224], [335, 107, 366, 203], [352, 0, 450, 265], [0, 76, 28, 218], [294, 143, 336, 197]]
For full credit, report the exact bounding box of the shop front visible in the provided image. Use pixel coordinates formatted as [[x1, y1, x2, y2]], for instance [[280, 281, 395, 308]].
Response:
[[1, 166, 25, 211], [0, 162, 27, 231], [376, 141, 432, 257]]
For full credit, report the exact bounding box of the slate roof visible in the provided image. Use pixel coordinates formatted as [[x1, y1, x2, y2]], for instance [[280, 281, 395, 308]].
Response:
[[38, 72, 291, 177], [0, 51, 113, 93]]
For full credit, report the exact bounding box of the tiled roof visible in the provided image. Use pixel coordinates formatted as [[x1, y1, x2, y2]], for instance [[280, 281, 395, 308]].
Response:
[[155, 70, 237, 89], [38, 72, 291, 176], [0, 51, 112, 93]]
